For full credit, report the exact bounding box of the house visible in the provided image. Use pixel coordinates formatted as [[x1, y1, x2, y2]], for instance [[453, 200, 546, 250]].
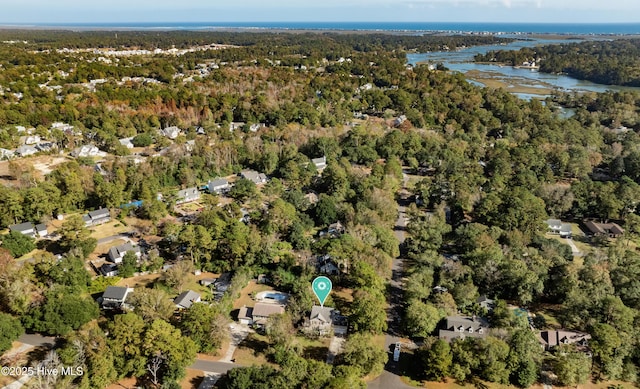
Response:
[[584, 220, 624, 238], [100, 286, 133, 309], [393, 115, 407, 127], [439, 316, 489, 342], [208, 178, 231, 194], [108, 242, 142, 264], [35, 142, 56, 152], [35, 223, 48, 238], [0, 148, 14, 160], [176, 187, 200, 204], [100, 263, 119, 277], [545, 219, 572, 238], [312, 156, 327, 171], [83, 208, 111, 226], [240, 170, 268, 184], [229, 122, 245, 132], [251, 303, 285, 326], [305, 305, 348, 336], [316, 254, 340, 275], [477, 295, 495, 311], [159, 126, 181, 139], [538, 330, 591, 350], [15, 145, 38, 157], [238, 306, 254, 325], [319, 222, 344, 238], [119, 137, 134, 149], [9, 222, 35, 237], [200, 278, 217, 287], [21, 135, 41, 145], [71, 145, 104, 158], [248, 123, 264, 132], [174, 290, 201, 309]]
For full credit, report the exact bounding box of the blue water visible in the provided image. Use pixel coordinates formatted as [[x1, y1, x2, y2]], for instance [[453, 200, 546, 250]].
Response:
[[11, 22, 640, 35]]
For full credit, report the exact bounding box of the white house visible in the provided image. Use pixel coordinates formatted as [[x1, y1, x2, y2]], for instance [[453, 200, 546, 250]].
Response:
[[35, 223, 48, 237], [159, 126, 181, 139], [9, 222, 35, 237], [312, 156, 327, 171], [0, 148, 15, 160], [21, 135, 41, 145], [545, 219, 572, 238], [71, 145, 105, 158], [101, 286, 133, 309], [208, 178, 231, 194], [176, 187, 200, 204], [15, 145, 37, 157], [108, 242, 142, 264], [119, 137, 134, 149], [82, 208, 111, 226]]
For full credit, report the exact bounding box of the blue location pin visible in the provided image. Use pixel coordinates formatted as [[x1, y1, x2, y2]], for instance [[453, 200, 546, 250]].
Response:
[[312, 276, 332, 307]]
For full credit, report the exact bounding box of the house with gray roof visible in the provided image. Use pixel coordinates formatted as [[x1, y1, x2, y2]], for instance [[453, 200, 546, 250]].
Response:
[[174, 290, 201, 309], [101, 286, 133, 309], [545, 219, 572, 238], [0, 148, 15, 160], [439, 316, 489, 342], [15, 145, 37, 157], [251, 303, 285, 326], [176, 187, 200, 204], [208, 178, 231, 194], [9, 222, 35, 237], [312, 156, 327, 171], [305, 305, 348, 336], [108, 242, 141, 264], [240, 170, 268, 184], [83, 208, 111, 226]]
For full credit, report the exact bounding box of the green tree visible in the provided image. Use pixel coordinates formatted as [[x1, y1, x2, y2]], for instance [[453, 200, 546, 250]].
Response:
[[128, 288, 175, 322], [119, 251, 138, 278], [0, 312, 24, 353], [553, 345, 591, 387], [180, 303, 229, 354], [0, 231, 35, 257], [341, 333, 388, 377], [143, 319, 197, 385], [405, 299, 443, 338], [107, 312, 147, 378], [419, 339, 452, 381], [349, 288, 387, 334]]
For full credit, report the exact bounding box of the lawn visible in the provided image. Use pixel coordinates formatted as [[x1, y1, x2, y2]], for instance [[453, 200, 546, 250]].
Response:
[[88, 220, 130, 240], [233, 281, 271, 310], [233, 332, 273, 366], [116, 272, 162, 288]]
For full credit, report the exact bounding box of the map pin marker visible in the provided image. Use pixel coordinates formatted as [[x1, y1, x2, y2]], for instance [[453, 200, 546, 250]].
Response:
[[312, 276, 332, 307]]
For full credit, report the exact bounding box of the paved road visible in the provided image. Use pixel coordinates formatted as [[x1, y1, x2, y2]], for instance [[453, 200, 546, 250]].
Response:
[[17, 334, 56, 348], [189, 360, 239, 374], [97, 233, 132, 245], [368, 174, 414, 389]]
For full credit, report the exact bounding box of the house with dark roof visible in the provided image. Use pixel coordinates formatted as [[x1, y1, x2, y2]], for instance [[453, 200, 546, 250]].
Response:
[[545, 219, 572, 238], [537, 330, 591, 350], [100, 263, 119, 277], [100, 286, 133, 309], [208, 178, 231, 194], [35, 223, 48, 237], [176, 187, 200, 205], [83, 208, 111, 226], [174, 290, 201, 309], [108, 242, 141, 264], [9, 222, 35, 237], [15, 145, 37, 157], [477, 295, 496, 311], [439, 316, 489, 342], [305, 305, 348, 336], [584, 220, 624, 238]]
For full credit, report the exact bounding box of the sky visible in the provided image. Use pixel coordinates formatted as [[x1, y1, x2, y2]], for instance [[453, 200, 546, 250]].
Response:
[[1, 0, 638, 24]]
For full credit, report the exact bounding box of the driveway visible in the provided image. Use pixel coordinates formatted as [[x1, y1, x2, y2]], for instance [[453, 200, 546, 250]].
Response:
[[326, 336, 345, 364], [220, 324, 252, 363], [565, 238, 582, 256]]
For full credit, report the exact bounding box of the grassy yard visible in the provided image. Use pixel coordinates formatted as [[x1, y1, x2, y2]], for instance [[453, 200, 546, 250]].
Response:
[[116, 272, 162, 288], [232, 281, 271, 310], [88, 220, 129, 240], [233, 332, 273, 366]]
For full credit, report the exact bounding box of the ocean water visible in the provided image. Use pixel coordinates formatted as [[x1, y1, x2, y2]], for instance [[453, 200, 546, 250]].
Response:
[[16, 22, 640, 35]]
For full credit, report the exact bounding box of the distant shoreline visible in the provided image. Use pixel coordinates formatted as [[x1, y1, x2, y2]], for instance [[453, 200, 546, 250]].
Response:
[[1, 22, 639, 35]]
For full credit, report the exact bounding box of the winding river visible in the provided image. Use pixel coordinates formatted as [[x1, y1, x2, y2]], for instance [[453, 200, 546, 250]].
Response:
[[406, 37, 640, 98]]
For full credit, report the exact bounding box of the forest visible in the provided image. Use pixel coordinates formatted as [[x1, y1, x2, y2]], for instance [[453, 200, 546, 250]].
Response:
[[474, 38, 640, 86], [0, 30, 639, 388]]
